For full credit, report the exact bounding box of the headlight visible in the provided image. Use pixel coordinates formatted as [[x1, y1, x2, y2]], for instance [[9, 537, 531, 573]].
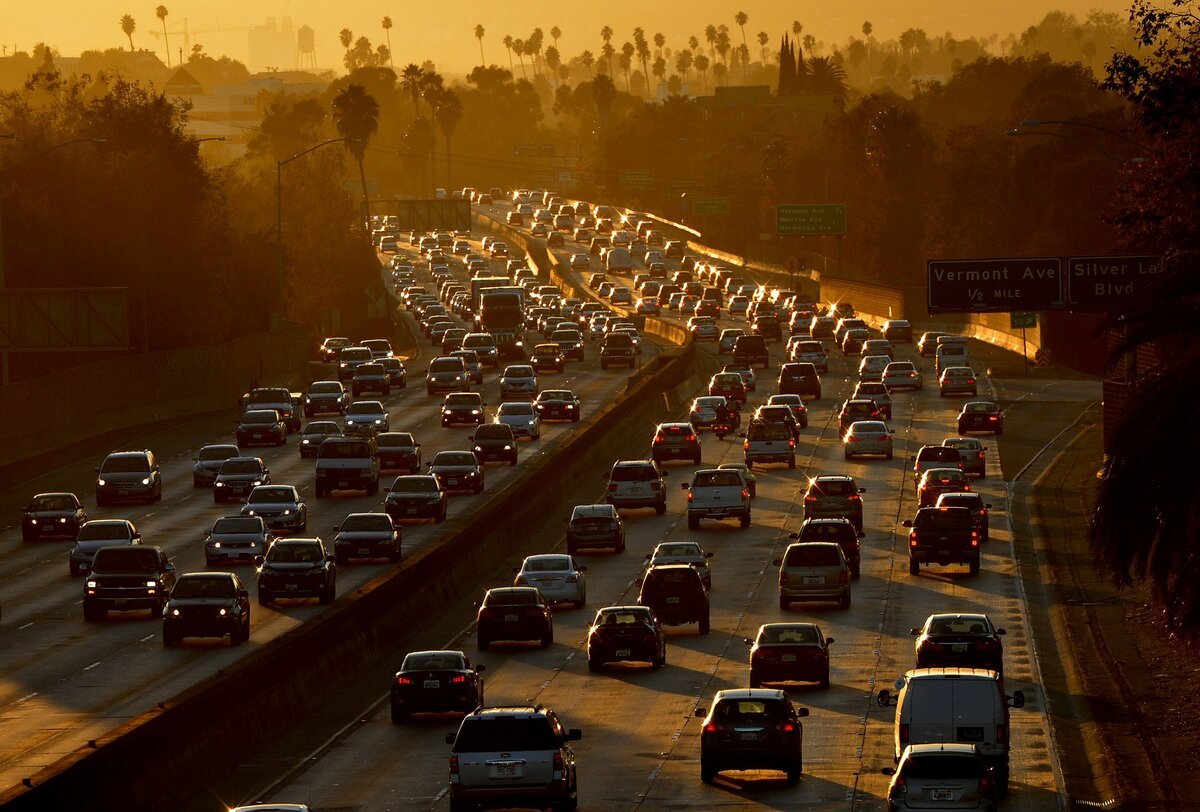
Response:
[[282, 509, 292, 515], [504, 445, 513, 451], [215, 482, 225, 487], [471, 409, 481, 415], [528, 420, 536, 425], [454, 375, 463, 381], [443, 408, 451, 414], [213, 541, 222, 548], [252, 480, 262, 486], [246, 510, 256, 516], [141, 477, 151, 485], [146, 580, 159, 588], [474, 446, 483, 452], [60, 517, 68, 523], [30, 518, 38, 524], [374, 419, 383, 424], [340, 363, 348, 367], [219, 608, 227, 616], [302, 439, 310, 444], [172, 608, 181, 616], [97, 478, 107, 486], [86, 580, 98, 588]]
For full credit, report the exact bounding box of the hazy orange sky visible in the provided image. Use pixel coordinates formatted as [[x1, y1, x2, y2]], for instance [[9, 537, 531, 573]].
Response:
[[6, 1, 1132, 74]]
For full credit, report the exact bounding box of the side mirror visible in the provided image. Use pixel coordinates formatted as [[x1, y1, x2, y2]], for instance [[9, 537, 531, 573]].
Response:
[[94, 467, 101, 473], [133, 532, 142, 540], [909, 628, 921, 635], [772, 558, 782, 566], [737, 431, 747, 438], [881, 767, 895, 777], [694, 708, 706, 718], [858, 487, 867, 493], [901, 520, 913, 528], [825, 637, 834, 645], [788, 532, 800, 539], [743, 637, 753, 645], [326, 555, 336, 563], [1010, 690, 1026, 709], [797, 708, 810, 718], [644, 553, 652, 560], [876, 689, 893, 707], [414, 443, 421, 449], [165, 562, 176, 572], [239, 589, 249, 599], [578, 566, 587, 571], [679, 483, 688, 490], [705, 551, 714, 558], [985, 503, 993, 509]]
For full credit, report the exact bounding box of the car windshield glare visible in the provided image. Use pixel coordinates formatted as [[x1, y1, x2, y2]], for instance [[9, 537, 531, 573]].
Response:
[[172, 576, 235, 599], [101, 456, 149, 473], [268, 543, 322, 563], [761, 626, 818, 645], [391, 477, 437, 493], [250, 488, 292, 503], [76, 523, 128, 541], [310, 382, 341, 394], [499, 403, 533, 415], [347, 403, 382, 415], [475, 425, 511, 439], [304, 423, 339, 435], [220, 459, 261, 475], [446, 394, 480, 405], [453, 717, 558, 753], [33, 495, 75, 510], [213, 517, 261, 534], [341, 515, 392, 532]]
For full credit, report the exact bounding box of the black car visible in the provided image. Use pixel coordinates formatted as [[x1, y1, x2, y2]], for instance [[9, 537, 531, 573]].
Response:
[[441, 392, 486, 426], [789, 518, 863, 579], [475, 586, 554, 649], [638, 564, 710, 634], [733, 335, 770, 369], [390, 649, 485, 722], [256, 538, 337, 606], [838, 398, 881, 437], [777, 363, 822, 401], [235, 409, 288, 447], [534, 389, 582, 421], [587, 605, 666, 670], [95, 449, 162, 506], [651, 422, 702, 465], [385, 475, 448, 523], [298, 421, 341, 458], [213, 456, 270, 503], [912, 612, 1005, 675], [428, 451, 485, 493], [83, 545, 176, 621], [377, 432, 422, 473], [752, 315, 782, 342], [352, 362, 392, 397], [303, 380, 349, 416], [162, 572, 251, 647], [958, 400, 1005, 434], [21, 492, 86, 542], [936, 491, 992, 542], [531, 343, 566, 372], [802, 475, 866, 532], [471, 423, 518, 465], [747, 622, 833, 689], [697, 689, 809, 785], [566, 504, 626, 554], [333, 512, 401, 564]]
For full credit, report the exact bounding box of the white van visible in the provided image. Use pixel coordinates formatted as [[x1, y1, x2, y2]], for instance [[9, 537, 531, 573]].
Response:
[[877, 667, 1024, 793], [935, 341, 970, 374], [605, 246, 633, 273]]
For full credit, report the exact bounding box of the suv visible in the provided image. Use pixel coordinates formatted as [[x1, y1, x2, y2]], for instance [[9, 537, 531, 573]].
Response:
[[475, 587, 554, 649], [599, 332, 636, 369], [789, 517, 862, 579], [651, 423, 702, 465], [95, 450, 162, 506], [83, 544, 175, 620], [638, 563, 710, 634], [567, 504, 625, 554], [255, 537, 336, 605], [802, 475, 865, 532], [838, 398, 881, 437], [696, 689, 808, 785], [777, 363, 822, 400], [162, 572, 251, 647], [775, 541, 852, 609], [333, 512, 401, 564], [303, 380, 349, 416], [606, 460, 668, 514], [352, 362, 391, 397], [427, 356, 470, 395], [446, 705, 582, 811], [69, 519, 140, 576], [472, 423, 518, 465], [733, 335, 770, 369], [912, 444, 964, 487], [315, 436, 380, 497]]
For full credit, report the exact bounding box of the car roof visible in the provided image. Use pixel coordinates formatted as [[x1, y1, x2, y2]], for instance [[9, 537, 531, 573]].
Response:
[[904, 667, 1001, 681], [572, 504, 617, 517], [712, 688, 789, 701]]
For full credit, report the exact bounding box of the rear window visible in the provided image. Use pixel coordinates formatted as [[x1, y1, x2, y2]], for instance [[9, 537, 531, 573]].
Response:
[[915, 509, 973, 529], [390, 477, 438, 493], [693, 472, 743, 487], [402, 652, 466, 671], [378, 434, 415, 448], [903, 754, 986, 780], [798, 523, 855, 541], [454, 717, 558, 753], [748, 422, 792, 441], [714, 699, 789, 721], [644, 569, 702, 591], [813, 480, 854, 496], [784, 545, 841, 567], [484, 590, 537, 606], [918, 447, 961, 463], [610, 464, 657, 482]]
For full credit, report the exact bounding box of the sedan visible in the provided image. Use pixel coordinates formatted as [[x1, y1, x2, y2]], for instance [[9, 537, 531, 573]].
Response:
[[213, 456, 271, 502], [916, 468, 971, 507], [747, 622, 833, 689], [513, 554, 587, 609], [943, 436, 988, 477], [192, 443, 241, 487], [958, 400, 1004, 434], [428, 451, 485, 494], [499, 365, 538, 400], [377, 431, 422, 473], [441, 392, 487, 426], [708, 372, 747, 404], [843, 420, 894, 460], [475, 586, 554, 649], [689, 395, 730, 429], [566, 504, 625, 554], [298, 421, 341, 459], [205, 515, 272, 567], [69, 519, 140, 576], [390, 650, 485, 723], [718, 328, 745, 354], [21, 492, 87, 542], [635, 297, 661, 315], [344, 401, 389, 435], [495, 401, 541, 440], [722, 363, 756, 392], [385, 475, 447, 524], [333, 511, 401, 564], [241, 485, 307, 534], [587, 605, 666, 670], [534, 389, 581, 421], [911, 612, 1006, 676], [882, 361, 923, 391], [939, 366, 978, 397], [641, 540, 714, 589]]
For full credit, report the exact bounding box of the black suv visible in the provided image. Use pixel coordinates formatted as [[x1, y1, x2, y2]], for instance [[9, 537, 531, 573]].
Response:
[[802, 475, 866, 532], [95, 450, 162, 506], [472, 423, 518, 465], [83, 545, 176, 621], [789, 517, 863, 579], [838, 398, 881, 437], [696, 688, 809, 785], [162, 572, 251, 646], [638, 563, 710, 634], [733, 334, 770, 369], [445, 705, 582, 811], [475, 587, 554, 649], [777, 362, 822, 400], [651, 422, 702, 465], [352, 361, 392, 397], [256, 538, 337, 606], [385, 475, 448, 523]]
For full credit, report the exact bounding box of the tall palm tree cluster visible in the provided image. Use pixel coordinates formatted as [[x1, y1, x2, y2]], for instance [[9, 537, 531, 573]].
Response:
[[338, 27, 391, 72], [777, 34, 848, 104]]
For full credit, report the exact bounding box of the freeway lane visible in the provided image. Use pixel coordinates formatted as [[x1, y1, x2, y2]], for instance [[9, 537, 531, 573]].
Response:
[[0, 232, 658, 792], [259, 229, 1089, 810]]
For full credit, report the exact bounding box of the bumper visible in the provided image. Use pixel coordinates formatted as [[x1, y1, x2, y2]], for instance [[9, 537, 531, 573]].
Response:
[[85, 592, 163, 611], [96, 484, 155, 502], [379, 454, 421, 470], [911, 549, 979, 565], [689, 507, 750, 520], [259, 578, 327, 598], [391, 687, 477, 714], [589, 642, 658, 663], [206, 544, 263, 562], [305, 399, 345, 414], [536, 407, 578, 420], [746, 452, 795, 463], [780, 586, 849, 602], [23, 520, 79, 539], [163, 617, 237, 638], [256, 514, 305, 531], [478, 620, 547, 641], [442, 412, 484, 425], [335, 540, 397, 558], [653, 447, 699, 460], [387, 502, 443, 520], [449, 783, 570, 807], [316, 472, 377, 490], [941, 385, 978, 396]]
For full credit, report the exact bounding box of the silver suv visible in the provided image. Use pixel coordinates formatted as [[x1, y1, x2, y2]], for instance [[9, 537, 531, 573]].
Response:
[[606, 460, 668, 515], [446, 705, 582, 811]]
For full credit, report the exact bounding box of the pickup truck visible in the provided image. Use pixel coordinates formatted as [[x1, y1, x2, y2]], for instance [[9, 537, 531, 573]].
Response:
[[315, 436, 380, 498], [681, 468, 751, 530], [902, 506, 980, 576], [83, 544, 176, 621], [599, 333, 637, 369], [240, 387, 302, 431]]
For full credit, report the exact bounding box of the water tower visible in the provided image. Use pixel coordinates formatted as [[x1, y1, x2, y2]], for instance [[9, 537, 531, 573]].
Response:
[[297, 25, 316, 69]]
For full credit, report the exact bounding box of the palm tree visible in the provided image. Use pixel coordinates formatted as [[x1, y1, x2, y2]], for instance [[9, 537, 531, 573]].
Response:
[[689, 35, 700, 52], [792, 20, 803, 37], [592, 73, 616, 124], [382, 17, 394, 67], [675, 49, 693, 83], [807, 56, 847, 106], [580, 50, 595, 77], [331, 84, 380, 218], [654, 32, 666, 58], [474, 24, 486, 66], [601, 25, 614, 73], [694, 53, 710, 89], [513, 39, 527, 78], [862, 21, 873, 79], [435, 89, 463, 187], [120, 14, 136, 52], [527, 29, 545, 77], [401, 63, 424, 114], [704, 24, 718, 59], [757, 31, 770, 64], [156, 6, 170, 66], [502, 35, 515, 73], [847, 39, 868, 84], [600, 43, 615, 76], [734, 12, 749, 50], [618, 49, 633, 91], [803, 34, 816, 54], [712, 61, 727, 85], [550, 25, 561, 50], [545, 46, 561, 87], [716, 30, 731, 67], [652, 56, 666, 92], [420, 70, 444, 119]]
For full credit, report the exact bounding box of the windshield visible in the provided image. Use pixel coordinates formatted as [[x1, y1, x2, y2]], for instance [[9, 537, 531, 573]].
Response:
[[310, 382, 341, 394], [503, 366, 535, 378], [267, 543, 323, 563], [390, 477, 438, 493], [499, 403, 533, 416], [446, 394, 480, 405], [435, 452, 476, 466], [219, 459, 262, 475], [76, 523, 129, 541], [341, 514, 392, 532], [93, 547, 159, 571], [198, 446, 237, 462], [172, 576, 235, 599], [101, 455, 149, 474], [340, 348, 371, 362], [32, 495, 75, 510], [476, 425, 511, 439], [213, 517, 262, 534], [303, 423, 339, 435], [241, 412, 276, 424], [430, 359, 464, 373], [250, 488, 293, 503], [454, 718, 558, 753], [347, 403, 382, 415]]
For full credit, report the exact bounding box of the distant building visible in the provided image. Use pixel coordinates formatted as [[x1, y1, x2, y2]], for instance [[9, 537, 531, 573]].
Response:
[[248, 17, 297, 72]]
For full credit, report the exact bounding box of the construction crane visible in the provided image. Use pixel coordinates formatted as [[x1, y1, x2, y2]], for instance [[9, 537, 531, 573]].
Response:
[[146, 18, 253, 56]]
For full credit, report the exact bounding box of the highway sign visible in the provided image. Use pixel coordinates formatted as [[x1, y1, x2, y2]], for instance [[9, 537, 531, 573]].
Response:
[[927, 257, 1064, 314], [0, 288, 129, 351], [691, 197, 730, 216], [1065, 254, 1163, 310], [619, 169, 655, 190], [776, 204, 846, 236], [373, 199, 471, 231], [514, 143, 556, 158], [1010, 311, 1037, 329]]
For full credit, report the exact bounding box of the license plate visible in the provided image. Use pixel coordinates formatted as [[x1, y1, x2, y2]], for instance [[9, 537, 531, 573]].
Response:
[[339, 481, 349, 488], [423, 679, 440, 689], [285, 583, 298, 591], [358, 548, 370, 556], [803, 576, 824, 585], [252, 433, 262, 439], [114, 598, 128, 608], [616, 649, 631, 657], [952, 643, 969, 652], [739, 732, 759, 742], [666, 596, 680, 604], [406, 508, 418, 515], [782, 654, 797, 662], [491, 763, 518, 778], [933, 790, 953, 801], [447, 478, 458, 486], [504, 613, 518, 622]]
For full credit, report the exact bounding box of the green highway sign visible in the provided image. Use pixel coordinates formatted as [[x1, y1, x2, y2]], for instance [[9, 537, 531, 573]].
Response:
[[691, 197, 730, 216], [1010, 311, 1037, 329], [776, 204, 847, 236], [619, 169, 655, 190], [514, 143, 556, 158]]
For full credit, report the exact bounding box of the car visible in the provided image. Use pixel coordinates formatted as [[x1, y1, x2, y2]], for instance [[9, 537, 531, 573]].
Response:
[[958, 401, 1004, 434], [790, 339, 828, 372], [917, 468, 972, 507], [442, 392, 487, 426], [495, 401, 541, 441], [939, 366, 978, 397], [390, 650, 485, 723], [21, 492, 87, 542], [429, 450, 485, 493], [352, 362, 391, 397], [912, 613, 1006, 675], [944, 436, 988, 477], [732, 335, 770, 369], [235, 409, 287, 447], [752, 315, 783, 342], [689, 395, 731, 429], [95, 450, 162, 506], [192, 443, 241, 487], [642, 540, 713, 589], [882, 361, 923, 391], [445, 705, 581, 810], [752, 404, 801, 441], [162, 572, 251, 647], [588, 271, 608, 288], [331, 511, 400, 564], [441, 329, 467, 353], [859, 354, 891, 382], [530, 343, 565, 373], [298, 421, 341, 459], [691, 319, 719, 341], [549, 328, 585, 362], [475, 586, 554, 648], [566, 503, 625, 554], [723, 362, 757, 392], [883, 743, 1000, 812], [69, 519, 140, 576], [385, 474, 447, 523], [499, 364, 538, 399], [427, 355, 471, 394], [841, 328, 870, 355], [375, 431, 422, 473], [696, 689, 808, 785], [82, 544, 176, 620], [853, 381, 893, 419], [802, 475, 865, 531], [471, 423, 519, 465], [336, 346, 374, 381], [605, 459, 669, 515], [205, 515, 272, 567], [318, 336, 353, 363], [535, 389, 582, 421], [638, 563, 710, 633], [913, 444, 965, 486], [862, 338, 895, 359], [448, 349, 484, 385], [844, 420, 895, 460], [635, 296, 661, 315], [777, 362, 822, 400], [462, 334, 500, 368], [213, 456, 271, 502], [728, 296, 750, 317], [765, 394, 809, 429], [241, 485, 307, 534], [682, 467, 752, 530], [775, 541, 852, 609], [344, 400, 389, 435], [789, 517, 862, 579], [587, 605, 666, 670], [708, 372, 747, 404], [255, 537, 336, 606], [747, 622, 833, 688], [651, 422, 702, 465], [937, 491, 992, 542], [514, 554, 587, 608], [718, 328, 745, 354], [882, 319, 913, 342], [839, 398, 882, 437]]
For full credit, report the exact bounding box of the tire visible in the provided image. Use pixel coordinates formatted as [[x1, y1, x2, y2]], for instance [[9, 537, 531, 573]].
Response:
[[786, 764, 801, 785], [388, 546, 401, 564], [851, 563, 861, 580], [391, 702, 409, 724], [587, 657, 601, 673], [230, 621, 244, 645], [258, 590, 272, 607], [692, 453, 701, 465], [477, 634, 490, 651], [315, 485, 326, 499], [969, 558, 981, 576], [509, 457, 517, 467], [474, 482, 484, 494], [779, 595, 789, 610], [909, 559, 920, 576], [437, 505, 447, 523], [749, 485, 757, 499], [739, 513, 751, 529], [367, 479, 379, 496], [655, 500, 666, 516], [820, 670, 831, 689], [687, 514, 699, 530], [699, 614, 710, 635], [567, 542, 578, 556], [700, 759, 717, 785], [886, 451, 893, 460], [541, 627, 554, 647], [839, 592, 851, 609], [788, 455, 796, 469]]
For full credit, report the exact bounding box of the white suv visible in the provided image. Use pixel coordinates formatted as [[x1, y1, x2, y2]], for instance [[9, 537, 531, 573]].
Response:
[[606, 460, 668, 515]]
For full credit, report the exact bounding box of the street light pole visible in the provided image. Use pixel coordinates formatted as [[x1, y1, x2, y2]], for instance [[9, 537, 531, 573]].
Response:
[[275, 138, 349, 329]]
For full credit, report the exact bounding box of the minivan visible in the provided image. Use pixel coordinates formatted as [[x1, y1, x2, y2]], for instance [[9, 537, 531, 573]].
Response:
[[935, 340, 970, 374]]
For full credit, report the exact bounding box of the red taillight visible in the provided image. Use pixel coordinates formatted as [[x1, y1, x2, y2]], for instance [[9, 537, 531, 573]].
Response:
[[649, 481, 660, 491], [479, 608, 498, 620], [971, 531, 980, 547], [989, 416, 999, 421], [450, 755, 459, 775], [777, 722, 796, 733], [704, 722, 718, 733], [788, 439, 796, 448], [686, 491, 694, 502], [978, 452, 985, 458], [909, 532, 918, 547], [451, 674, 467, 684], [849, 494, 861, 501], [979, 775, 995, 796], [890, 776, 907, 795], [396, 676, 413, 685], [741, 489, 749, 499], [779, 572, 789, 585], [968, 378, 976, 384], [608, 483, 618, 492], [804, 495, 817, 502], [686, 434, 697, 442], [744, 441, 750, 450], [553, 752, 564, 771], [996, 724, 1007, 743], [566, 574, 578, 583], [899, 723, 909, 743], [979, 509, 986, 516], [839, 570, 850, 584], [654, 436, 665, 444]]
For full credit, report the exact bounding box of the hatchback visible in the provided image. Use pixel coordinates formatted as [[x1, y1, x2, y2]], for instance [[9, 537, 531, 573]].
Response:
[[651, 423, 702, 465], [697, 689, 808, 785], [911, 613, 1005, 675], [883, 743, 999, 812], [844, 420, 895, 460]]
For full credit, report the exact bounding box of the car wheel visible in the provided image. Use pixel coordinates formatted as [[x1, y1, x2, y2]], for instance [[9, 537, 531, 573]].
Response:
[[851, 563, 861, 581], [700, 758, 717, 785], [779, 595, 789, 611], [390, 702, 410, 724], [163, 630, 180, 647], [388, 547, 401, 564], [788, 455, 796, 469], [229, 621, 244, 645], [839, 591, 851, 609], [969, 558, 981, 576], [886, 451, 893, 460], [192, 476, 204, 488], [699, 614, 710, 635], [567, 542, 578, 556], [258, 590, 272, 607], [786, 762, 802, 785], [437, 506, 447, 523], [820, 669, 831, 689], [587, 657, 601, 673], [739, 513, 751, 529], [654, 500, 666, 516], [687, 514, 699, 531], [909, 559, 920, 576], [541, 629, 553, 647], [477, 634, 490, 651]]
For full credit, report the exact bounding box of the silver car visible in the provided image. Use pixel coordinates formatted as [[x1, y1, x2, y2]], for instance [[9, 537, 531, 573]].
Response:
[[69, 519, 140, 576], [450, 349, 483, 384], [843, 420, 895, 460], [344, 401, 389, 435], [240, 485, 307, 534], [606, 460, 668, 514], [192, 443, 240, 487], [514, 554, 587, 608], [689, 396, 728, 429], [883, 743, 999, 811], [643, 540, 713, 589], [495, 401, 541, 439], [858, 355, 891, 382], [722, 363, 756, 391], [205, 515, 271, 566], [499, 364, 539, 399], [426, 356, 470, 394], [719, 328, 745, 354], [883, 361, 924, 391]]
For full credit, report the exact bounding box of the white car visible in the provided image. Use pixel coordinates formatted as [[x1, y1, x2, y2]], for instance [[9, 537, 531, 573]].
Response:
[[728, 295, 750, 317], [722, 363, 757, 391], [344, 401, 389, 434], [499, 365, 538, 399], [883, 361, 924, 391], [858, 355, 891, 382], [495, 401, 541, 440], [569, 253, 590, 270], [513, 554, 587, 608]]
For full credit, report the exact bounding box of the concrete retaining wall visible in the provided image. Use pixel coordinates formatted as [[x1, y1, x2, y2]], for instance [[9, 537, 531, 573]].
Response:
[[0, 325, 312, 471]]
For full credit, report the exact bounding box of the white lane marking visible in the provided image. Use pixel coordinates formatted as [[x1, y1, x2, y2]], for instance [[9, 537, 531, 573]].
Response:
[[140, 634, 156, 642], [17, 692, 38, 703], [83, 661, 101, 671], [18, 622, 33, 630]]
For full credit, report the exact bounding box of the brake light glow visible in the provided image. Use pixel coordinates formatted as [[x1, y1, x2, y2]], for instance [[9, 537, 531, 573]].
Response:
[[909, 532, 918, 547], [741, 490, 749, 499], [704, 722, 718, 733], [849, 494, 861, 501], [804, 495, 817, 502], [451, 674, 467, 684], [777, 722, 796, 733], [996, 724, 1007, 743], [779, 572, 789, 585], [979, 775, 995, 795], [899, 723, 910, 743], [838, 570, 850, 584], [396, 676, 413, 685], [450, 755, 459, 775], [553, 752, 564, 771]]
